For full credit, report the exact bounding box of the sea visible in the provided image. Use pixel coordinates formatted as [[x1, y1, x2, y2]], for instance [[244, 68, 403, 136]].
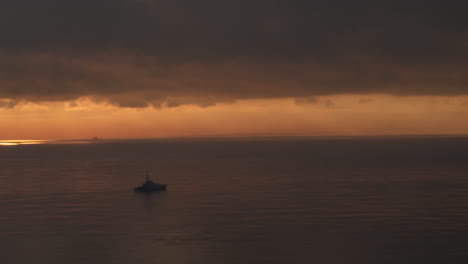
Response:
[[0, 136, 468, 264]]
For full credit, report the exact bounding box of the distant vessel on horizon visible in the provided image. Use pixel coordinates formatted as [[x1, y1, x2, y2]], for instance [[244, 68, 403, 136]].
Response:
[[134, 171, 167, 193]]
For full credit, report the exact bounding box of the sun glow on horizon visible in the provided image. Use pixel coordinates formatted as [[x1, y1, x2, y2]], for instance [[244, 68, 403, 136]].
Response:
[[0, 139, 50, 146]]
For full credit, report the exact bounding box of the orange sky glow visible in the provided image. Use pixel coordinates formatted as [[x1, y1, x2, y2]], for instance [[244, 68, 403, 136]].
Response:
[[2, 95, 468, 140]]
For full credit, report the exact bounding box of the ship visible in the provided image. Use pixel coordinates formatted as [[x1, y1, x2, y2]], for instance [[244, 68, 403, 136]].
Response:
[[134, 171, 167, 193]]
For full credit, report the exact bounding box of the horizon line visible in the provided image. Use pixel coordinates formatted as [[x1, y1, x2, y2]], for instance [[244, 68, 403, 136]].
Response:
[[2, 133, 468, 144]]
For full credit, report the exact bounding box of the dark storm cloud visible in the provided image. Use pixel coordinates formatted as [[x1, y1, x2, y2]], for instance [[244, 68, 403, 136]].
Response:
[[1, 0, 468, 107]]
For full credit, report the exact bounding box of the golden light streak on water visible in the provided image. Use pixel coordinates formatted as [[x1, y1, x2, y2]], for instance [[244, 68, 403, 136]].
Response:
[[0, 140, 49, 146], [0, 139, 104, 146]]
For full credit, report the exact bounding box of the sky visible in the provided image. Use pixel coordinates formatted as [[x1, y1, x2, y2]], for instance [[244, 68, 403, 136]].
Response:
[[1, 0, 468, 139]]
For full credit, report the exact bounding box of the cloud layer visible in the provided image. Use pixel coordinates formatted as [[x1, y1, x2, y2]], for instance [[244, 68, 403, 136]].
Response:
[[1, 0, 468, 107]]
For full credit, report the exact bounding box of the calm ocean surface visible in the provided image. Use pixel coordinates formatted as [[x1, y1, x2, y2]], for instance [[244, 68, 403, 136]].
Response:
[[1, 137, 468, 263]]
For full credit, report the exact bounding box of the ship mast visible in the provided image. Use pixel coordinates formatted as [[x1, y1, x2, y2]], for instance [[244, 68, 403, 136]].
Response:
[[145, 170, 150, 182]]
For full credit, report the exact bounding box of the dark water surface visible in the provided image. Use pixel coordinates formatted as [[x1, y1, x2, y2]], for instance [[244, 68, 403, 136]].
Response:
[[1, 137, 468, 263]]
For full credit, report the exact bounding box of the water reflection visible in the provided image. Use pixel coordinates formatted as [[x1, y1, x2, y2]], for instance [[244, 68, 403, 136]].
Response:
[[133, 191, 169, 218]]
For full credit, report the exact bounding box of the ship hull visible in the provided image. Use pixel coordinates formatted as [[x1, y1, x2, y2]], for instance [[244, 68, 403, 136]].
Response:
[[134, 184, 167, 193]]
